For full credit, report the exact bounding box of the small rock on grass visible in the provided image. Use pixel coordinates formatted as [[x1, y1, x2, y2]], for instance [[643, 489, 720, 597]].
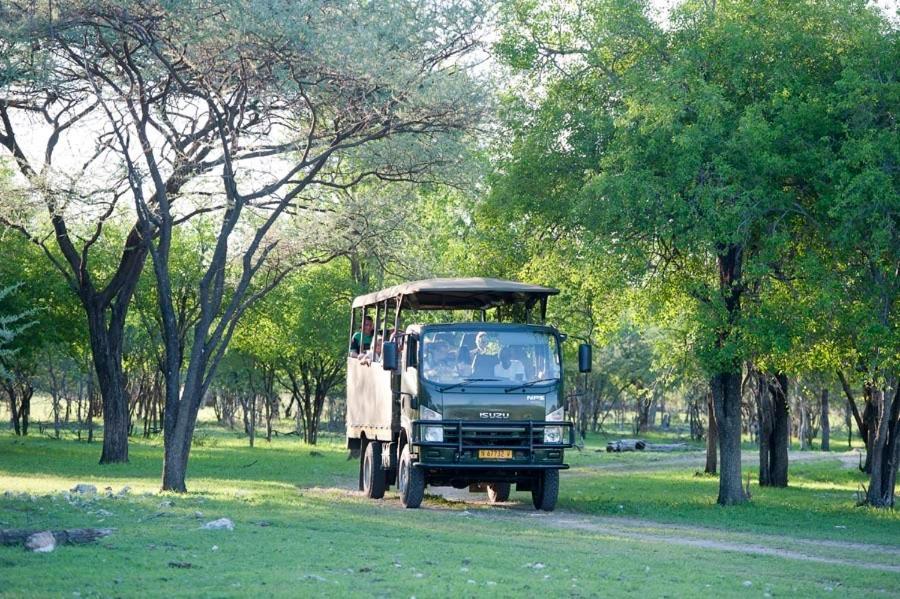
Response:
[[202, 518, 234, 530], [25, 531, 56, 553], [70, 484, 97, 496]]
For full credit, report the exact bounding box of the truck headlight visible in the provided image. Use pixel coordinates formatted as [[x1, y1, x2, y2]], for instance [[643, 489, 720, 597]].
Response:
[[421, 406, 443, 443], [544, 426, 563, 444], [544, 406, 564, 444]]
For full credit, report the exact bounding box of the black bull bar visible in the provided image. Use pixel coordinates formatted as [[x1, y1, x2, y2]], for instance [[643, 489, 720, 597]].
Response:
[[411, 419, 574, 467]]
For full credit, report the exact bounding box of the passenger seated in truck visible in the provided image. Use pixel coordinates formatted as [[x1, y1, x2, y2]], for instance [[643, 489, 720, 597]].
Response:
[[424, 340, 455, 381], [350, 316, 374, 357], [358, 335, 382, 366], [494, 347, 526, 381], [456, 350, 473, 377], [470, 331, 499, 377]]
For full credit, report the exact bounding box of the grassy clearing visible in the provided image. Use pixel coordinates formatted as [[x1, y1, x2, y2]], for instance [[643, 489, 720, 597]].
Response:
[[1, 423, 898, 598], [565, 433, 896, 546]]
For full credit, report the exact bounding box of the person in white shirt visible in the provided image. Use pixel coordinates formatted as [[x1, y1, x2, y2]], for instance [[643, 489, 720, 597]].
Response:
[[494, 348, 525, 381]]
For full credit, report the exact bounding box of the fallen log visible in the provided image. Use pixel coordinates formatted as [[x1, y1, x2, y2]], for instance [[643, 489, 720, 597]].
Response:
[[0, 528, 114, 547], [605, 439, 647, 452], [645, 443, 689, 452]]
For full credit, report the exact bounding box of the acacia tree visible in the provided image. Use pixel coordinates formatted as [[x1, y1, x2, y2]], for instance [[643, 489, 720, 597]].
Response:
[[8, 1, 486, 491], [0, 9, 154, 461], [495, 0, 893, 504]]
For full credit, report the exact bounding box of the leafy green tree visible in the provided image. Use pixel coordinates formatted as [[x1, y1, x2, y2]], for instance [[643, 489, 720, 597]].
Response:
[[0, 281, 32, 432], [233, 260, 355, 445], [0, 230, 86, 435], [495, 0, 894, 504]]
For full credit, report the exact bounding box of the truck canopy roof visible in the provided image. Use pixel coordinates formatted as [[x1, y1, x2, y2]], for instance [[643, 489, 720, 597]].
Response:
[[351, 277, 559, 310]]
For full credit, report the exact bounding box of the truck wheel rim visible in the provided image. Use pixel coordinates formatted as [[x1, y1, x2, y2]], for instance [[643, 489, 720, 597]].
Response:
[[399, 458, 408, 495], [364, 455, 371, 491]]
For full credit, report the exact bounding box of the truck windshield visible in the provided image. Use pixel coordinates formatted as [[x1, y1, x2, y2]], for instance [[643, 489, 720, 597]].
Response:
[[421, 329, 560, 387]]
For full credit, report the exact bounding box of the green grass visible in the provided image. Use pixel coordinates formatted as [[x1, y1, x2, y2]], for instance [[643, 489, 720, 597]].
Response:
[[1, 421, 898, 598], [565, 434, 896, 545]]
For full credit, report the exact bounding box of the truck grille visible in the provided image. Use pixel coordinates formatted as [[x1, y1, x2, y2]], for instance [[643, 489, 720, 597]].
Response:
[[444, 425, 543, 448]]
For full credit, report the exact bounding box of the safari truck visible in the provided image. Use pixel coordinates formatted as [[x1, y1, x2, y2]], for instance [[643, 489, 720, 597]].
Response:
[[345, 278, 591, 511]]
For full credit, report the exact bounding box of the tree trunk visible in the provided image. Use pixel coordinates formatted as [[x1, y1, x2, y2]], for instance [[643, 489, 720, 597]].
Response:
[[705, 392, 717, 474], [85, 302, 131, 464], [709, 245, 747, 504], [798, 402, 810, 450], [768, 374, 789, 487], [866, 384, 900, 507], [846, 401, 853, 448], [161, 377, 205, 493], [711, 370, 746, 504], [5, 383, 20, 435], [820, 388, 830, 452], [838, 371, 873, 471], [862, 386, 877, 473], [756, 373, 772, 485], [635, 395, 651, 434], [20, 383, 31, 436]]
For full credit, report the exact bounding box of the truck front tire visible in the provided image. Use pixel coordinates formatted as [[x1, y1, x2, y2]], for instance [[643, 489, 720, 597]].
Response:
[[487, 483, 511, 503], [398, 446, 425, 508], [531, 469, 559, 511], [363, 442, 386, 499]]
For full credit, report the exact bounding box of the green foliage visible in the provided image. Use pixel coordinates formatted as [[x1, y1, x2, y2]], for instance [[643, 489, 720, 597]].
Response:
[[0, 232, 85, 368], [493, 0, 898, 380], [0, 283, 29, 378], [231, 260, 355, 368]]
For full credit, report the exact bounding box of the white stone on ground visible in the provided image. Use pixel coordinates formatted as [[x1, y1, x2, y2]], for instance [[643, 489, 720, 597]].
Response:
[[25, 531, 56, 553], [202, 518, 234, 530]]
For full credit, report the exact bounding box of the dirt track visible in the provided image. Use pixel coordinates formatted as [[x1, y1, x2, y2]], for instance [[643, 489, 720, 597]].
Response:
[[304, 449, 897, 574], [389, 450, 897, 574], [388, 486, 899, 575]]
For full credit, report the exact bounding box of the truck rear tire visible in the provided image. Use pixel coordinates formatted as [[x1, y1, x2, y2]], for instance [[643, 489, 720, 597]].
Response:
[[531, 470, 559, 511], [363, 442, 386, 499], [487, 483, 510, 503], [398, 446, 425, 508]]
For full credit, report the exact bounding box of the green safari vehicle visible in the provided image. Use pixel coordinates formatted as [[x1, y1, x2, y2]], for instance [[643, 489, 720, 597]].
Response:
[[345, 278, 591, 511]]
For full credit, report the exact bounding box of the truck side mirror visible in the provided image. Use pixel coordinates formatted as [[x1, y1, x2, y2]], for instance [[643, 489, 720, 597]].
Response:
[[578, 343, 592, 373], [382, 342, 398, 371]]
